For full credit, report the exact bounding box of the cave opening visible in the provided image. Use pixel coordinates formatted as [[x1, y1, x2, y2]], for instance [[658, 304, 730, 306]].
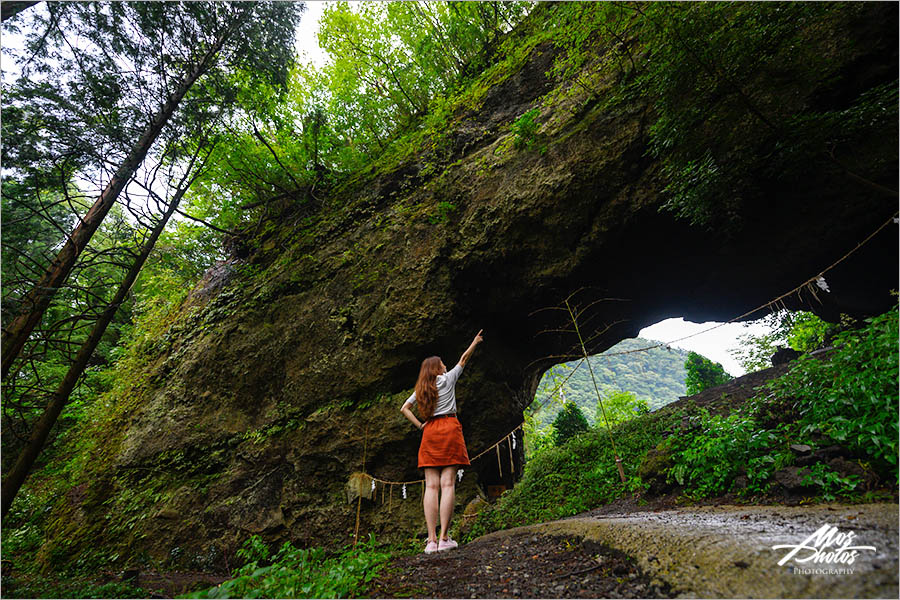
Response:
[[472, 313, 786, 498]]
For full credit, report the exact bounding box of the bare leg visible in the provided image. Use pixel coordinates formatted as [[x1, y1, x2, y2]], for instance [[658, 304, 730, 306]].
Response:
[[439, 466, 458, 540], [423, 468, 440, 543]]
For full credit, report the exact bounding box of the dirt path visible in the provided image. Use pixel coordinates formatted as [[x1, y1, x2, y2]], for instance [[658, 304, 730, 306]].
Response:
[[370, 502, 898, 599], [368, 532, 674, 598]]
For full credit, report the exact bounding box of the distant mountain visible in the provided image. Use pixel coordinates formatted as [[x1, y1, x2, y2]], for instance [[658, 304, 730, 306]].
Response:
[[532, 337, 690, 427]]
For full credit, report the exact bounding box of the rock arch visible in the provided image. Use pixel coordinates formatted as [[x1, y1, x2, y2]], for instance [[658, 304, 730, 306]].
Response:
[[38, 5, 898, 568]]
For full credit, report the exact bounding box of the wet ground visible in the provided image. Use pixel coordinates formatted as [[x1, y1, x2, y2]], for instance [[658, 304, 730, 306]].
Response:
[[473, 501, 899, 599]]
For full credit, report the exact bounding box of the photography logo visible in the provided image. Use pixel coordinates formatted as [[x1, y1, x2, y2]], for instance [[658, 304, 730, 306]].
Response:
[[772, 523, 877, 575]]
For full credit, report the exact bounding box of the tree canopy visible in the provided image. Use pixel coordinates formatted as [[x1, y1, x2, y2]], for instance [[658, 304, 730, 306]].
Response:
[[684, 351, 733, 395]]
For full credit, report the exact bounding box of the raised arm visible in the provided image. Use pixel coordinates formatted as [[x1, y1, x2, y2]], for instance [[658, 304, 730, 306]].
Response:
[[458, 329, 484, 368]]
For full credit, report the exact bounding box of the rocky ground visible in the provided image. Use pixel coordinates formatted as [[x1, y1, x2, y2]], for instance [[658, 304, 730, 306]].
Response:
[[367, 530, 674, 599]]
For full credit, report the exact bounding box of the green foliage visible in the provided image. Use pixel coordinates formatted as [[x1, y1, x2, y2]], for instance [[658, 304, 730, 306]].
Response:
[[427, 201, 457, 224], [683, 351, 732, 395], [730, 309, 835, 373], [665, 305, 898, 499], [798, 463, 860, 502], [596, 389, 650, 427], [664, 408, 793, 498], [0, 200, 138, 474], [522, 408, 554, 459], [767, 306, 899, 475], [465, 409, 680, 541], [1, 489, 51, 573], [183, 534, 391, 599], [0, 0, 304, 513], [2, 487, 156, 597], [179, 1, 534, 241], [511, 108, 541, 149], [552, 401, 589, 445], [235, 535, 270, 565]]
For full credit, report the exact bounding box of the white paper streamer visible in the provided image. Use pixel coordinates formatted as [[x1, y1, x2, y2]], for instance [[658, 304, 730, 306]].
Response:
[[457, 469, 464, 482], [511, 431, 517, 450], [816, 276, 831, 292], [371, 479, 376, 492], [402, 484, 407, 499]]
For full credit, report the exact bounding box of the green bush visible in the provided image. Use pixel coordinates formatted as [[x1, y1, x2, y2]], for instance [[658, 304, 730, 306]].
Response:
[[182, 534, 390, 599], [464, 410, 679, 541], [769, 306, 899, 478], [511, 107, 541, 149], [665, 305, 898, 499], [663, 408, 793, 498], [552, 401, 589, 445], [798, 463, 860, 502], [596, 389, 651, 426]]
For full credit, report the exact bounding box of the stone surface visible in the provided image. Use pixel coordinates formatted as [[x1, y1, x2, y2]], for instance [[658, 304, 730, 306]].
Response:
[[479, 502, 899, 598]]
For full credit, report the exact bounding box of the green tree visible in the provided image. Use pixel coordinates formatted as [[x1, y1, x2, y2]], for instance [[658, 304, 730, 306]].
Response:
[[595, 389, 650, 426], [552, 401, 589, 445], [684, 351, 733, 395], [1, 0, 304, 379], [2, 145, 213, 516], [1, 1, 303, 513], [730, 310, 834, 373]]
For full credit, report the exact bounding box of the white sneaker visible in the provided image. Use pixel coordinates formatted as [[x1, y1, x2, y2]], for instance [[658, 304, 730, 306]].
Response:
[[438, 537, 458, 552]]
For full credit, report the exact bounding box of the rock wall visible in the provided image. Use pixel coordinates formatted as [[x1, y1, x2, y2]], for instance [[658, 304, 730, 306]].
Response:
[[38, 3, 897, 571]]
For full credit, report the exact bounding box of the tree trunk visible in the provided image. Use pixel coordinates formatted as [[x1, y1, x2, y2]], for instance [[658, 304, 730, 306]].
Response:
[[1, 33, 227, 381], [1, 172, 191, 517]]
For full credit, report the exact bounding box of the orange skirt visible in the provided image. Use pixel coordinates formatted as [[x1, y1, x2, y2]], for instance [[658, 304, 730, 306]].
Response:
[[418, 415, 471, 468]]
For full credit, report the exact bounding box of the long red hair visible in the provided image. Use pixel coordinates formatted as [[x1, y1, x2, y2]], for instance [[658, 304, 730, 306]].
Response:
[[415, 356, 443, 420]]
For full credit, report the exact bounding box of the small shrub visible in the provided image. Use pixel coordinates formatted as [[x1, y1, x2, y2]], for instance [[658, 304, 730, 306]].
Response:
[[552, 401, 589, 445], [511, 108, 541, 149], [767, 306, 898, 480], [799, 463, 860, 502], [665, 305, 897, 500]]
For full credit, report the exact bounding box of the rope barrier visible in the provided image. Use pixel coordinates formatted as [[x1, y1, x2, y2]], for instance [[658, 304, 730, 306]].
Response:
[[362, 424, 524, 491], [598, 211, 898, 359]]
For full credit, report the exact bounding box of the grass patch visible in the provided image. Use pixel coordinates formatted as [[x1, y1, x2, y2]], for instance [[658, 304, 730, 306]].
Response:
[[463, 407, 683, 541], [0, 575, 151, 599]]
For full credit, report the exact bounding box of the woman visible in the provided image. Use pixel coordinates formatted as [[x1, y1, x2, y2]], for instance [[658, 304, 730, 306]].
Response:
[[400, 329, 483, 554]]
